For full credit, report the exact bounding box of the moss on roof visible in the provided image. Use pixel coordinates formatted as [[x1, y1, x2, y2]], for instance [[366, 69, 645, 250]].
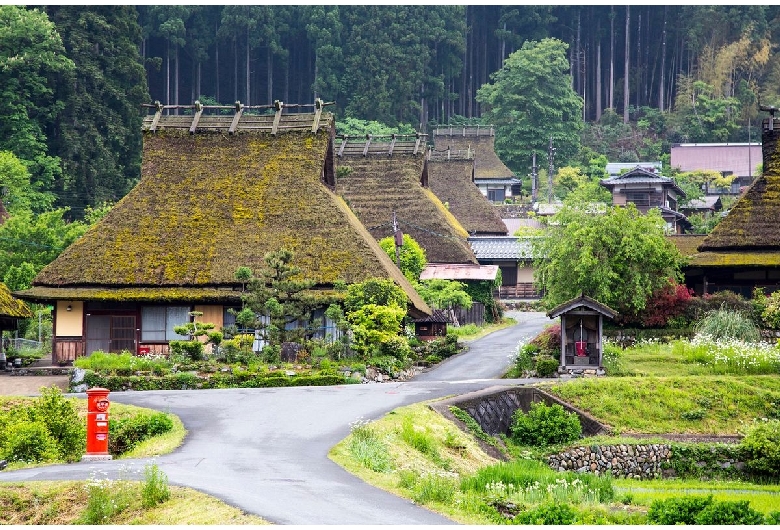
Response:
[[699, 129, 780, 251], [686, 251, 780, 267], [335, 153, 477, 264], [0, 282, 32, 318], [427, 159, 508, 235], [433, 134, 514, 179], [667, 234, 707, 258], [31, 116, 429, 315]]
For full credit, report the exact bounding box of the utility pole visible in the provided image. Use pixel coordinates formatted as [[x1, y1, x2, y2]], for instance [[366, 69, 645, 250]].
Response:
[[392, 211, 402, 270], [531, 152, 538, 202], [547, 137, 556, 204]]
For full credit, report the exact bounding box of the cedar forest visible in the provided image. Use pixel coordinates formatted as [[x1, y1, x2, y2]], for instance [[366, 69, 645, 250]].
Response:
[[2, 5, 780, 291]]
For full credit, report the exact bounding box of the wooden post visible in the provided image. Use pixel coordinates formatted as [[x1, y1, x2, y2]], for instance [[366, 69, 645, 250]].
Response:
[[229, 101, 244, 134], [150, 101, 163, 132], [271, 100, 284, 135], [363, 134, 372, 157], [311, 98, 323, 133], [189, 100, 203, 134]]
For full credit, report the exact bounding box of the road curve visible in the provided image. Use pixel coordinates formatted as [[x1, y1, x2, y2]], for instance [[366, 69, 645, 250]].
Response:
[[0, 312, 553, 525]]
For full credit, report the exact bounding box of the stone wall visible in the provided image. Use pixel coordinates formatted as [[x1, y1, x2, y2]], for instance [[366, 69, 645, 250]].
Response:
[[431, 386, 608, 437], [547, 443, 748, 480]]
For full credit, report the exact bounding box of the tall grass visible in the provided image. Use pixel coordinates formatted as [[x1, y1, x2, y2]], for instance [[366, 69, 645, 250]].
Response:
[[74, 351, 169, 373], [460, 458, 613, 506], [694, 308, 761, 343], [347, 418, 392, 473]]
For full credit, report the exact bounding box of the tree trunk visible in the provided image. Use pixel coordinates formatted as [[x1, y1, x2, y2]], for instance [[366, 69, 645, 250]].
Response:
[[267, 47, 273, 105], [245, 28, 251, 107], [165, 40, 170, 107], [623, 5, 630, 124], [609, 5, 614, 110], [596, 37, 602, 121], [233, 37, 238, 103], [174, 45, 179, 113], [659, 6, 667, 111], [215, 33, 220, 104]]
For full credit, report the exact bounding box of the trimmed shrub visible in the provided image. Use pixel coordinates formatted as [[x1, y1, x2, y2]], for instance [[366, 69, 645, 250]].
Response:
[[695, 500, 765, 525], [31, 386, 85, 461], [639, 282, 694, 328], [510, 401, 582, 447], [1, 421, 59, 463], [513, 501, 577, 525], [534, 355, 559, 377], [647, 495, 714, 525], [529, 324, 561, 355], [109, 412, 174, 456]]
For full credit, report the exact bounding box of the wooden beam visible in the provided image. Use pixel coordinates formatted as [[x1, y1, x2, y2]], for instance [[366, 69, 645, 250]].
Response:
[[189, 100, 203, 134], [149, 100, 163, 132], [413, 133, 422, 155], [271, 100, 284, 135], [363, 134, 372, 157], [337, 136, 347, 157], [311, 98, 323, 133], [229, 101, 244, 134], [388, 133, 396, 156]]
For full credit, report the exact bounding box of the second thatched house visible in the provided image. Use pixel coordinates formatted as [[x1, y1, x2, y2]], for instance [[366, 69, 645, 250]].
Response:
[[334, 134, 477, 265], [679, 114, 780, 297], [15, 102, 430, 363]]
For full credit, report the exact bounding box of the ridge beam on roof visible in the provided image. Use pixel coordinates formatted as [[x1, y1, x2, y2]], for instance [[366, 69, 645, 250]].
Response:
[[271, 100, 283, 135], [363, 134, 372, 156], [229, 101, 244, 134], [150, 100, 163, 132], [311, 98, 323, 133], [189, 100, 203, 134]]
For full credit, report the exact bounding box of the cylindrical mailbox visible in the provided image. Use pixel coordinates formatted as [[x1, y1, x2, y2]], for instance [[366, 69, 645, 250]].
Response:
[[83, 387, 112, 460]]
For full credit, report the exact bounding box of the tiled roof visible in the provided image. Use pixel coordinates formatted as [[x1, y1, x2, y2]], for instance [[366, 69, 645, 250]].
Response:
[[420, 264, 499, 281], [469, 236, 536, 261], [600, 167, 685, 197], [547, 294, 618, 319]]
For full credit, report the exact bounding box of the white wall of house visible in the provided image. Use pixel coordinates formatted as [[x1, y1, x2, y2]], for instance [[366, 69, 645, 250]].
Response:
[[55, 300, 83, 336]]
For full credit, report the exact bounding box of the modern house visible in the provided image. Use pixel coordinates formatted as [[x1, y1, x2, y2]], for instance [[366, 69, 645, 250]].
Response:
[[426, 147, 508, 236], [334, 134, 477, 265], [678, 116, 780, 297], [600, 166, 691, 234], [15, 102, 430, 363], [670, 142, 761, 192], [432, 126, 521, 203]]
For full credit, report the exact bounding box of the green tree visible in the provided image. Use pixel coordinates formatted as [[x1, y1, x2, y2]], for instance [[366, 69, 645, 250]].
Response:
[[533, 203, 684, 316], [336, 117, 415, 138], [378, 233, 426, 282], [414, 279, 472, 310], [342, 278, 408, 358], [476, 38, 583, 175], [0, 209, 88, 291], [0, 6, 73, 212], [46, 6, 149, 217], [236, 249, 318, 347], [0, 151, 38, 214]]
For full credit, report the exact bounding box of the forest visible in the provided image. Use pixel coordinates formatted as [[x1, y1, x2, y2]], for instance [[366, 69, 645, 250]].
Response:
[[2, 5, 780, 292]]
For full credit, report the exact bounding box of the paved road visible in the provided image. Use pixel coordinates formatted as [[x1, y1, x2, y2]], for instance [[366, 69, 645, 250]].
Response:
[[0, 312, 552, 525]]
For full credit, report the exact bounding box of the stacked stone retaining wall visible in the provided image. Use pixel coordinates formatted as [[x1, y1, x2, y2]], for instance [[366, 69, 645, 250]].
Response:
[[547, 443, 672, 479]]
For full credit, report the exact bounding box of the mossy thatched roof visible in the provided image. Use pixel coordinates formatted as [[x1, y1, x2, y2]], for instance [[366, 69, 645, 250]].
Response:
[[0, 282, 31, 318], [433, 128, 514, 179], [427, 159, 508, 236], [667, 234, 707, 258], [23, 115, 429, 316], [335, 151, 477, 264], [699, 129, 780, 252]]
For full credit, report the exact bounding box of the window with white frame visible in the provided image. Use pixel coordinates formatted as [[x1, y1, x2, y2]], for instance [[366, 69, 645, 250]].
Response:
[[141, 306, 190, 341]]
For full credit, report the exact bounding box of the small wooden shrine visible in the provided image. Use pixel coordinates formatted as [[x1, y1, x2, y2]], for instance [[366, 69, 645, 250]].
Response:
[[546, 294, 617, 371], [412, 310, 451, 341]]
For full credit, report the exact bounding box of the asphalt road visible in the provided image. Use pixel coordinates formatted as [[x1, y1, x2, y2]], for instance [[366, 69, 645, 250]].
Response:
[[0, 311, 553, 525]]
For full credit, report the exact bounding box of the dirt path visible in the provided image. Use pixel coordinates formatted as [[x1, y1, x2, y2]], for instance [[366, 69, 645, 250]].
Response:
[[0, 374, 69, 396]]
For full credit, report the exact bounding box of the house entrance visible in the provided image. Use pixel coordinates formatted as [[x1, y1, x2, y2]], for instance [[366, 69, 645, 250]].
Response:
[[86, 314, 137, 355]]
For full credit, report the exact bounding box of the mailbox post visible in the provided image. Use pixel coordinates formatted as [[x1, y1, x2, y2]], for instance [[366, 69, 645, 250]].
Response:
[[82, 387, 113, 461]]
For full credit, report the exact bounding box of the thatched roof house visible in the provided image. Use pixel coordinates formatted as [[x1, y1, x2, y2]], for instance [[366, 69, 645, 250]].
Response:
[[335, 135, 477, 265], [17, 103, 430, 362], [432, 126, 521, 202], [426, 148, 508, 236], [680, 115, 780, 296], [0, 282, 32, 331]]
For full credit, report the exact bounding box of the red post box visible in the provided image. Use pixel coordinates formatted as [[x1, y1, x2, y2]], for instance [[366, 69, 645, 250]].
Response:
[[82, 387, 113, 461]]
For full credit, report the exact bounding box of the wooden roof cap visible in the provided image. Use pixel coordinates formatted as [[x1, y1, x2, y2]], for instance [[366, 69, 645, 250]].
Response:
[[141, 99, 335, 135], [547, 293, 618, 320]]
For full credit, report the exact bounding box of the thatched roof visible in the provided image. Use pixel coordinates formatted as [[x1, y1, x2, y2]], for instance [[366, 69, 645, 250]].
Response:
[[433, 127, 515, 179], [20, 112, 429, 316], [335, 146, 477, 265], [426, 158, 509, 236], [667, 234, 707, 258], [688, 126, 780, 267], [0, 282, 31, 319]]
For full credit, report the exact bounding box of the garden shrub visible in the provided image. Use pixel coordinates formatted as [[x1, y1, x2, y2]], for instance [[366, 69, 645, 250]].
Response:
[[378, 335, 412, 361], [684, 291, 758, 325], [740, 418, 780, 477], [168, 340, 205, 361], [760, 290, 780, 330], [694, 500, 765, 525], [638, 282, 694, 328], [510, 401, 582, 446], [31, 386, 85, 461], [529, 324, 561, 355], [0, 421, 59, 463], [534, 355, 559, 377], [512, 501, 576, 525], [108, 412, 174, 456], [646, 495, 714, 525]]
